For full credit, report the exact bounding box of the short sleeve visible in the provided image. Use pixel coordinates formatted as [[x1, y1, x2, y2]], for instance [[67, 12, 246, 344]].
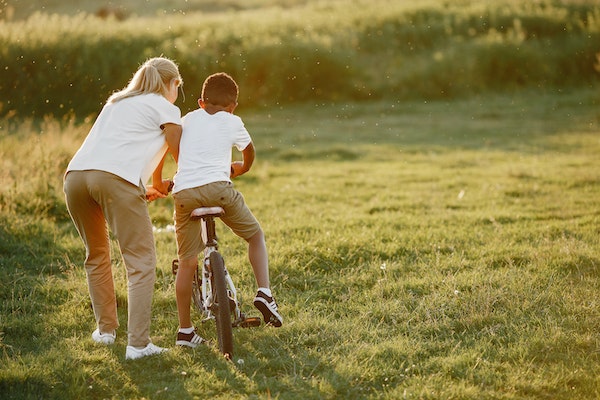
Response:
[[232, 115, 251, 151], [154, 95, 182, 128]]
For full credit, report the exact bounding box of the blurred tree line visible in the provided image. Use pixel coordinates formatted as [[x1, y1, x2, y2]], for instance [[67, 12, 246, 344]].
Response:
[[0, 0, 599, 120]]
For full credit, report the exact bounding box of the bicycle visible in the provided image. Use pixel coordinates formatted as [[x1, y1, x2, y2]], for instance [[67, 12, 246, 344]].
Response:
[[172, 206, 260, 359]]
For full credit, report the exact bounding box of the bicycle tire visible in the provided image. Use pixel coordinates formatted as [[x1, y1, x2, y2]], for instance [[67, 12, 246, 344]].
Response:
[[209, 251, 234, 358]]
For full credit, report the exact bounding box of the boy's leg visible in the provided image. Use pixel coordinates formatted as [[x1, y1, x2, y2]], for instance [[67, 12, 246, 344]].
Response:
[[247, 229, 269, 289], [173, 188, 206, 332], [64, 171, 119, 335], [216, 183, 269, 289], [246, 229, 282, 326], [215, 183, 282, 327], [175, 256, 198, 329]]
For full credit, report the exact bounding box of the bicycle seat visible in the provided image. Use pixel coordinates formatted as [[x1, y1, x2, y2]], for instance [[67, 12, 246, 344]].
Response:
[[190, 206, 225, 219]]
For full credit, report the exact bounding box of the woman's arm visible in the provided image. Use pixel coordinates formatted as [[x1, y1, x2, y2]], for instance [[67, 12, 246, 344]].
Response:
[[147, 123, 182, 201], [147, 153, 168, 201], [163, 122, 182, 163]]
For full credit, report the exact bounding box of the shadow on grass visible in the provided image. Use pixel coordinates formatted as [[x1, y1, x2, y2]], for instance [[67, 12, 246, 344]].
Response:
[[214, 333, 358, 399], [0, 378, 53, 400]]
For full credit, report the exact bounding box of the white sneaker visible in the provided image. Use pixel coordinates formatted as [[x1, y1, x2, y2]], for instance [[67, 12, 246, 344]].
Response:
[[92, 329, 116, 345], [125, 343, 168, 360]]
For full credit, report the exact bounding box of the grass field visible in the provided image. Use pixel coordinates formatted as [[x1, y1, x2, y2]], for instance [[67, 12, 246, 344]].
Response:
[[1, 0, 600, 398], [1, 87, 599, 399]]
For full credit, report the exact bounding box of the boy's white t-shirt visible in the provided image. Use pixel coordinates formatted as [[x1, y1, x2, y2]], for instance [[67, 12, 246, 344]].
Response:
[[173, 108, 251, 193], [67, 93, 181, 186]]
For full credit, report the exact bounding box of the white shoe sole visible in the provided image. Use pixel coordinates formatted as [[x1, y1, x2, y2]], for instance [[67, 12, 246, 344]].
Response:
[[92, 329, 115, 345], [125, 343, 168, 360]]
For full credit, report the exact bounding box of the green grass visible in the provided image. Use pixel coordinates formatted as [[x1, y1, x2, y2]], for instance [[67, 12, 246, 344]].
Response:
[[1, 0, 599, 398], [1, 87, 599, 399]]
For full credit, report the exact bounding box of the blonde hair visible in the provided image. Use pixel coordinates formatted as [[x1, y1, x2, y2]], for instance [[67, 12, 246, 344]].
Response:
[[107, 57, 182, 103]]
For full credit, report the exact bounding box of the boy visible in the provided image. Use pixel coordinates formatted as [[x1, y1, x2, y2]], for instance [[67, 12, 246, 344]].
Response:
[[171, 72, 282, 347]]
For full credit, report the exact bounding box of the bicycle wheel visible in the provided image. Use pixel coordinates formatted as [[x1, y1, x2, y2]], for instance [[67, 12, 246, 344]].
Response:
[[209, 251, 234, 358]]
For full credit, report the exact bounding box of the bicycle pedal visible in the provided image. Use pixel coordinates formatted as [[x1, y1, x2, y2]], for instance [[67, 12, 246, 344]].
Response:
[[240, 317, 262, 328]]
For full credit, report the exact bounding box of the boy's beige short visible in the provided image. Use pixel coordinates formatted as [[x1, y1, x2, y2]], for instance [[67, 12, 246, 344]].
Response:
[[173, 181, 260, 260]]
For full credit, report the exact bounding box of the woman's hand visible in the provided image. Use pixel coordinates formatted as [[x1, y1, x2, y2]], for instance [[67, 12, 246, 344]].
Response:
[[145, 186, 166, 202], [146, 180, 172, 201]]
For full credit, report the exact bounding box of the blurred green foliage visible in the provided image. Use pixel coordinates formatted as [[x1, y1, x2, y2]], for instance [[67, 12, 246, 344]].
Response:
[[0, 0, 599, 119]]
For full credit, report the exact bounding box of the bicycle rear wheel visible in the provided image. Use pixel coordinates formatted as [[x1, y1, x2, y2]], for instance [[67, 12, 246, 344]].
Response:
[[209, 251, 234, 358]]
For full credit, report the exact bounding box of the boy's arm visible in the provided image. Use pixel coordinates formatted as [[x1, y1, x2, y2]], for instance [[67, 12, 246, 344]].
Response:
[[231, 142, 255, 179]]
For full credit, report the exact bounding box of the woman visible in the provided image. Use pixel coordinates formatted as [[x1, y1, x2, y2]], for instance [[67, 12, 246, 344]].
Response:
[[64, 57, 182, 360]]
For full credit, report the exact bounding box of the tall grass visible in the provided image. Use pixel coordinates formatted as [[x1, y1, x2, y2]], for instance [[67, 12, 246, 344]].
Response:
[[0, 0, 599, 118], [1, 86, 599, 399]]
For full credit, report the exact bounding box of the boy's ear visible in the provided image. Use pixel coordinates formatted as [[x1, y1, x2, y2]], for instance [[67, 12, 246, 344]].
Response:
[[198, 99, 205, 108], [226, 102, 237, 113]]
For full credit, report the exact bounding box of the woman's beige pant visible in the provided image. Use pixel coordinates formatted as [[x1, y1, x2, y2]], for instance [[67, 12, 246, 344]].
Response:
[[64, 170, 156, 347]]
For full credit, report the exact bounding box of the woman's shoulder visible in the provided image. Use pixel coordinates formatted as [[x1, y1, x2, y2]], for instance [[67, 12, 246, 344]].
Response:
[[138, 93, 180, 112], [139, 92, 171, 104]]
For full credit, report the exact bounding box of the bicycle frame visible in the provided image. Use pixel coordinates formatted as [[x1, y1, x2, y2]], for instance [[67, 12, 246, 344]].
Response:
[[199, 224, 242, 324], [188, 207, 258, 329]]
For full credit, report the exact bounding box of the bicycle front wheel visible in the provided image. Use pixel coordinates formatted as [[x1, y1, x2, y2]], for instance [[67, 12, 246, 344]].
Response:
[[209, 251, 234, 358]]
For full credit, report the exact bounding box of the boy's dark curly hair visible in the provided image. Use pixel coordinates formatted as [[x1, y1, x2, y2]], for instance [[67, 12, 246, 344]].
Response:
[[201, 72, 238, 107]]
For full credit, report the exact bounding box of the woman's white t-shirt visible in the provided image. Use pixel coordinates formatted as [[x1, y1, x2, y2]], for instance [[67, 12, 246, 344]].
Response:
[[173, 108, 251, 193], [67, 93, 181, 186]]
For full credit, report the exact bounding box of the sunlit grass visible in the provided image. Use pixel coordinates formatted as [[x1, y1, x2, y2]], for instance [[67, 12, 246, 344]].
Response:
[[1, 0, 599, 397], [1, 87, 598, 398]]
